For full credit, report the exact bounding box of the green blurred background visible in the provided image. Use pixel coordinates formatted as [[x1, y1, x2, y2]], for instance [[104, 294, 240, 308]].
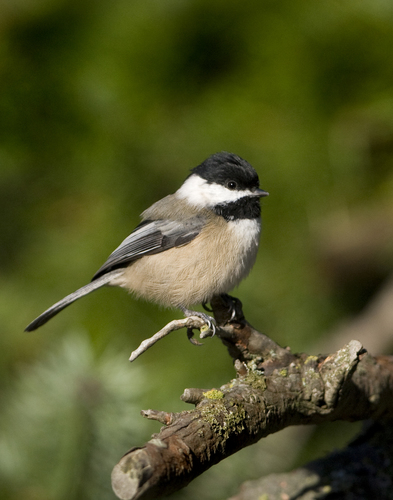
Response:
[[1, 0, 393, 499]]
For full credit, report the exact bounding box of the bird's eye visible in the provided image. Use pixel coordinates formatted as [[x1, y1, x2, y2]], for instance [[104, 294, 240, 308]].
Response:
[[227, 181, 237, 190]]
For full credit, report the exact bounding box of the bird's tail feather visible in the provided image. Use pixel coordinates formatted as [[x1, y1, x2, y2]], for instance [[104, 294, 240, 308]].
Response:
[[25, 270, 123, 332]]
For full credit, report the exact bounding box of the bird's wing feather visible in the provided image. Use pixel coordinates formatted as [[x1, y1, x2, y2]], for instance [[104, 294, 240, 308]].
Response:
[[92, 216, 205, 280], [25, 269, 123, 331]]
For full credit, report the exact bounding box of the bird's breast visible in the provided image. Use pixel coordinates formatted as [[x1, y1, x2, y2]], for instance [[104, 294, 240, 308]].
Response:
[[111, 216, 261, 307]]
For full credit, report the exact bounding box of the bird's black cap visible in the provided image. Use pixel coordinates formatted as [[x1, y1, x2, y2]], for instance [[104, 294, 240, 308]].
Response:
[[191, 152, 260, 191]]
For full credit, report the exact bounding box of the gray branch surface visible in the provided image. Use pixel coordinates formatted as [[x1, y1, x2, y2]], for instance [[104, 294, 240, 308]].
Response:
[[112, 296, 393, 500], [230, 420, 393, 500]]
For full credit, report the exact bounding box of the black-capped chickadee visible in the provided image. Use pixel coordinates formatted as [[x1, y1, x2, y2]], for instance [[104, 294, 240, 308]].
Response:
[[25, 152, 268, 333]]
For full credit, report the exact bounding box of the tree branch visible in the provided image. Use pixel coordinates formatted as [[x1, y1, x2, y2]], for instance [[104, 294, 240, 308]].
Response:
[[231, 420, 393, 500], [111, 296, 393, 500]]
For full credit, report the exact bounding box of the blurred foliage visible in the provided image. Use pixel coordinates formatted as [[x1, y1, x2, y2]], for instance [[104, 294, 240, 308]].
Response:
[[0, 333, 146, 500], [1, 0, 393, 499]]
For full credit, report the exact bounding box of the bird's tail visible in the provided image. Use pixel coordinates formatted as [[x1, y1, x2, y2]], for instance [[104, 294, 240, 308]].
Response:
[[25, 270, 123, 332]]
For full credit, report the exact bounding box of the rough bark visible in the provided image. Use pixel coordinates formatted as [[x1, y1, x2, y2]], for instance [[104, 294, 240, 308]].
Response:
[[230, 420, 393, 500], [111, 296, 393, 500]]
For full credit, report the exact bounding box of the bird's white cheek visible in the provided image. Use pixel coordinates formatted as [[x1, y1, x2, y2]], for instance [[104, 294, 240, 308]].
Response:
[[176, 174, 254, 207]]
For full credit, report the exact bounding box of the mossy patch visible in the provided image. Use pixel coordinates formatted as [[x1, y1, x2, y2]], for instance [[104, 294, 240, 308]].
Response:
[[200, 399, 246, 441], [203, 389, 224, 400]]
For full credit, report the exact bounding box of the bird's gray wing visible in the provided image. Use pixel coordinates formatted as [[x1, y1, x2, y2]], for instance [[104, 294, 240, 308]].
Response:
[[92, 216, 205, 280]]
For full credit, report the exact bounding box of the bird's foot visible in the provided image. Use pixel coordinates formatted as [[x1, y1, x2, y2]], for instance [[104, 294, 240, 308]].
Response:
[[219, 294, 243, 323], [180, 307, 216, 345], [202, 302, 213, 312]]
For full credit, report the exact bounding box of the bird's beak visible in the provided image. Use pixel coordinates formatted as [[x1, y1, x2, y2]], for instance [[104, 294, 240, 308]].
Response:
[[253, 188, 269, 197]]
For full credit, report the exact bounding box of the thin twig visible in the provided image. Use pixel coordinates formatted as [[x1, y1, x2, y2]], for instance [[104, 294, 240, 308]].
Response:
[[129, 316, 208, 362]]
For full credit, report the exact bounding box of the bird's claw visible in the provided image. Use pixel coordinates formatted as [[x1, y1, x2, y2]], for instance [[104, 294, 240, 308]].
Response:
[[200, 320, 216, 338], [187, 328, 204, 346], [180, 307, 216, 345], [220, 294, 241, 322]]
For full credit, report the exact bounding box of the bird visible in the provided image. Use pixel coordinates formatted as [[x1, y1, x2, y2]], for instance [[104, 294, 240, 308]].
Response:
[[25, 152, 268, 333]]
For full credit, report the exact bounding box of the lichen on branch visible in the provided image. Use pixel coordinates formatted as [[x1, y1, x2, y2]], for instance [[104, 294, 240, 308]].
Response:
[[112, 295, 393, 500]]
